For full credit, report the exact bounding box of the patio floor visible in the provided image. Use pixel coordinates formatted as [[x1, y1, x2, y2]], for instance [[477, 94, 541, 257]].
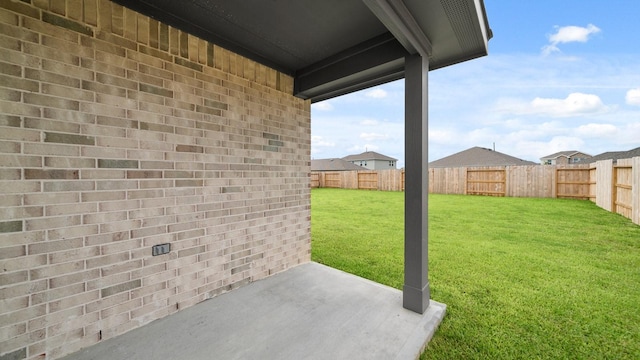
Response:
[[62, 262, 446, 360]]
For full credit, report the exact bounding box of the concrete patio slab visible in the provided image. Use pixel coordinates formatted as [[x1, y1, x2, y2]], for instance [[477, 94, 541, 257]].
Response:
[[62, 262, 446, 360]]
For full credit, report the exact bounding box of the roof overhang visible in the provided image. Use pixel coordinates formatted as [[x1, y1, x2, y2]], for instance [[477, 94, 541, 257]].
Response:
[[112, 0, 491, 102]]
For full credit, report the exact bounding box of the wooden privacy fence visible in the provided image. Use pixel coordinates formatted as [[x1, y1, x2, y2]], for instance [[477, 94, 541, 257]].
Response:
[[556, 168, 592, 200], [428, 165, 593, 199], [313, 170, 405, 191], [311, 156, 640, 225], [466, 169, 506, 196]]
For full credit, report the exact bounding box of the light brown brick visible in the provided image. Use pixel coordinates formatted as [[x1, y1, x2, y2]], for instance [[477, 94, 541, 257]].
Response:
[[101, 259, 142, 277], [30, 282, 86, 306], [25, 169, 79, 180], [0, 279, 47, 300], [45, 132, 95, 145], [44, 180, 95, 192], [48, 224, 99, 241], [79, 101, 127, 119], [28, 238, 84, 256], [24, 118, 79, 135], [0, 179, 41, 194], [81, 57, 126, 77], [81, 145, 127, 159], [0, 206, 43, 220], [0, 6, 18, 25], [101, 279, 141, 298], [50, 269, 100, 289], [0, 322, 26, 341], [24, 143, 80, 157], [0, 194, 21, 207], [101, 238, 141, 255], [30, 260, 84, 280], [48, 245, 100, 265], [99, 219, 141, 233], [45, 201, 96, 216], [81, 190, 126, 202], [0, 271, 27, 294], [0, 126, 41, 142], [0, 304, 46, 332], [83, 210, 127, 224], [45, 156, 95, 168], [0, 253, 47, 273], [42, 82, 94, 102], [24, 215, 81, 231], [49, 289, 100, 312], [95, 93, 138, 110], [81, 169, 126, 180], [24, 192, 79, 206]]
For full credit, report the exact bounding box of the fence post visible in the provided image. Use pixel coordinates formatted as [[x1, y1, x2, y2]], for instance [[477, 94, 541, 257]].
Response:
[[612, 163, 618, 213], [633, 157, 640, 225]]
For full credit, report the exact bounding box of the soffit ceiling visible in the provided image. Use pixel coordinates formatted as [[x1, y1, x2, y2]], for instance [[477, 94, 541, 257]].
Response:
[[112, 0, 492, 102]]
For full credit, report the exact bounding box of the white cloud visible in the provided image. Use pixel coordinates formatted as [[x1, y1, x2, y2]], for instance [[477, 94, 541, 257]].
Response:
[[347, 144, 379, 153], [359, 132, 388, 141], [575, 123, 618, 138], [517, 136, 586, 160], [360, 119, 379, 126], [365, 88, 388, 99], [542, 24, 601, 56], [311, 135, 335, 148], [428, 129, 458, 144], [625, 88, 640, 106], [531, 92, 607, 116], [311, 101, 333, 111], [497, 93, 610, 117]]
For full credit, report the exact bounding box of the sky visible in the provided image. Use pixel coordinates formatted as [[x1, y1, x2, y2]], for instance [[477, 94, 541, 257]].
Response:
[[310, 0, 640, 167]]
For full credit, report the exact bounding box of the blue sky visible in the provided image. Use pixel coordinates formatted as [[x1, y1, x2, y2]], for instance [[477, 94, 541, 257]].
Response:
[[310, 0, 640, 167]]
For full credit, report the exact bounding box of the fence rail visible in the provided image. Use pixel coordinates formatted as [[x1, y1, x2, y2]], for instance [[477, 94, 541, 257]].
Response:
[[311, 156, 640, 225]]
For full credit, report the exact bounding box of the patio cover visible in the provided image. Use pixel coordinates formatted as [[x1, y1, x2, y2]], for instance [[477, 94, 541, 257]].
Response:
[[113, 0, 492, 313], [112, 0, 491, 102]]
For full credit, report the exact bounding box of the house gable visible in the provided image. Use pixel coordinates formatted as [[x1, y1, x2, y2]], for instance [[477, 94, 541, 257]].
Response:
[[540, 150, 592, 165], [311, 159, 367, 171], [342, 151, 398, 170]]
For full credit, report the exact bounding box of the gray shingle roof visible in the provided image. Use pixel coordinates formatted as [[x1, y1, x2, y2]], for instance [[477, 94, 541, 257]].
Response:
[[429, 147, 537, 168], [311, 158, 367, 171], [342, 151, 397, 162], [577, 146, 640, 164], [540, 150, 590, 160]]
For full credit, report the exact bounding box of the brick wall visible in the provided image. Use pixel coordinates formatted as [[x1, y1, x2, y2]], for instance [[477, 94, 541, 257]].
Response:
[[0, 1, 311, 358]]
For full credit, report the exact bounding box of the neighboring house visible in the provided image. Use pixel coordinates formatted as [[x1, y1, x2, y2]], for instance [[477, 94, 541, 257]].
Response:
[[311, 158, 367, 171], [342, 151, 398, 170], [540, 151, 592, 165], [429, 147, 537, 168], [577, 146, 640, 164]]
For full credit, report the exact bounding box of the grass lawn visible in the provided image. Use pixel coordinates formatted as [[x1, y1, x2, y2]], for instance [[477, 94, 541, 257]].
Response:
[[311, 188, 640, 359]]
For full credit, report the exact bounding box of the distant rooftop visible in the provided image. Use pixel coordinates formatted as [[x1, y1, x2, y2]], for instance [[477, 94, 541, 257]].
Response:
[[429, 146, 537, 168], [342, 151, 397, 162], [311, 158, 367, 171], [577, 146, 640, 164]]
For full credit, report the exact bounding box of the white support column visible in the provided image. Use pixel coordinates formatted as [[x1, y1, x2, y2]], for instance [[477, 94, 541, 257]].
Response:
[[403, 54, 429, 313]]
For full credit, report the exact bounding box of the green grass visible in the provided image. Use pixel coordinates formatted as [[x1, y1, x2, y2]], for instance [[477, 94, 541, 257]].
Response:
[[311, 188, 640, 360]]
